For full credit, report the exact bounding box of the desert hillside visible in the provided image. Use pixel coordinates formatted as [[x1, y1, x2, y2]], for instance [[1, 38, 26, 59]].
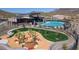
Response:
[[0, 10, 16, 18]]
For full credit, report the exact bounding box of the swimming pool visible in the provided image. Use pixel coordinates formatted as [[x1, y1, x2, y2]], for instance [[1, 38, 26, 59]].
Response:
[[42, 21, 65, 28]]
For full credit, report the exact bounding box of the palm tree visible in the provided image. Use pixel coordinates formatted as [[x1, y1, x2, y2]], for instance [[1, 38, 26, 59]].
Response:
[[22, 24, 26, 28], [28, 29, 38, 44], [15, 31, 25, 45]]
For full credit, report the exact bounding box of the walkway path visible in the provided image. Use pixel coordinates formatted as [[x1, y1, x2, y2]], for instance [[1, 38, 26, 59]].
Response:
[[0, 44, 11, 50]]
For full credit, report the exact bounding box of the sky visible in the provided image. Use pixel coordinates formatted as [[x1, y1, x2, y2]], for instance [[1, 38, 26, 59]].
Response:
[[0, 8, 57, 14]]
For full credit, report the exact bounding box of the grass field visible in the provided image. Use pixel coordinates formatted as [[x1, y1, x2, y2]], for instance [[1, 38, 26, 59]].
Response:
[[10, 28, 68, 42]]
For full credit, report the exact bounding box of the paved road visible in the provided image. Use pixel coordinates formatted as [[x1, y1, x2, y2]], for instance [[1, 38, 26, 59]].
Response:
[[49, 42, 63, 50]]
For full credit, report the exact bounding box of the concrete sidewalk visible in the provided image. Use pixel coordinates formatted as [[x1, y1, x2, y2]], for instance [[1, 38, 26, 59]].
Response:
[[0, 44, 11, 50]]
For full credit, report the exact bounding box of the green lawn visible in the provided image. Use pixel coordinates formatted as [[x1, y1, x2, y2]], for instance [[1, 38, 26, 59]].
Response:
[[9, 28, 68, 42]]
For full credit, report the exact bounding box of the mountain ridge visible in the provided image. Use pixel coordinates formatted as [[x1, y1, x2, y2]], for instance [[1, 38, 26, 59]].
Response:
[[0, 8, 79, 18]]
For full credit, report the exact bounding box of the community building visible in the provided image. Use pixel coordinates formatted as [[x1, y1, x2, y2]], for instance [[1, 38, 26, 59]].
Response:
[[8, 12, 44, 24]]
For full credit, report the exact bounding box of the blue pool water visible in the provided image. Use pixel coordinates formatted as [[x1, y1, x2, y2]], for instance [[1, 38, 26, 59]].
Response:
[[42, 21, 65, 27]]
